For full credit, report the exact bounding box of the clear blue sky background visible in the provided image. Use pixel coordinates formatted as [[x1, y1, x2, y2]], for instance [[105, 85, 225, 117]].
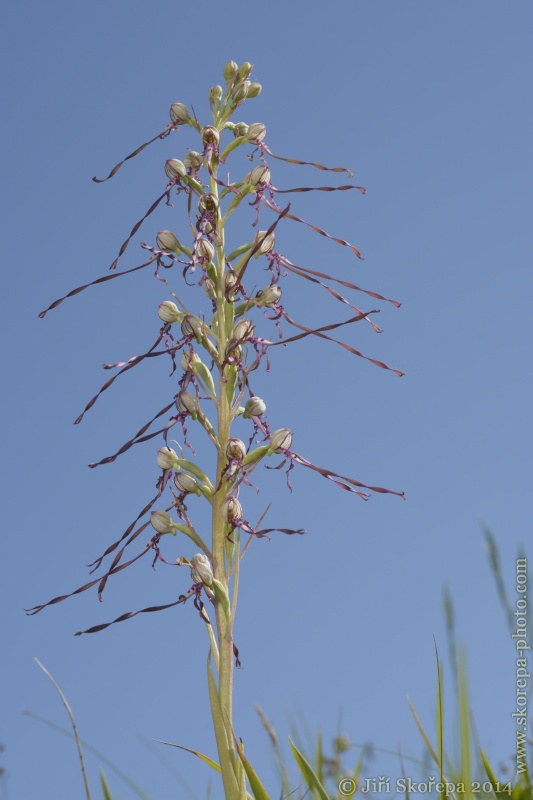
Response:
[[2, 2, 532, 798]]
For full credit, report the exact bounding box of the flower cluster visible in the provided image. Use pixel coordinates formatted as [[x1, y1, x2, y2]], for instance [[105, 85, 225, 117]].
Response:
[[30, 61, 404, 637]]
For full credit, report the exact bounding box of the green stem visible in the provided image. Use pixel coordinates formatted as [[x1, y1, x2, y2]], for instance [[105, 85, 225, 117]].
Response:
[[209, 141, 242, 798]]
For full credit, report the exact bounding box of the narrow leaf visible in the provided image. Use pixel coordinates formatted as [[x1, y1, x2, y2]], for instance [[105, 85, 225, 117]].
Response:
[[231, 733, 271, 800], [34, 659, 92, 800], [407, 697, 440, 766], [207, 653, 239, 798], [99, 769, 113, 800], [153, 739, 220, 772], [289, 738, 329, 800]]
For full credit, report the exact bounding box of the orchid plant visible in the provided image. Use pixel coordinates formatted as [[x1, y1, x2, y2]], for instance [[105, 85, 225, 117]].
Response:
[[29, 61, 404, 798]]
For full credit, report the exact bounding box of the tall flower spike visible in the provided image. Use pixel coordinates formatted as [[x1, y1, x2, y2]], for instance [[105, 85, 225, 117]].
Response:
[[33, 69, 404, 800]]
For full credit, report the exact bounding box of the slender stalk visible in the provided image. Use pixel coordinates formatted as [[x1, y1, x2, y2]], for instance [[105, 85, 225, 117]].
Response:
[[208, 141, 239, 796]]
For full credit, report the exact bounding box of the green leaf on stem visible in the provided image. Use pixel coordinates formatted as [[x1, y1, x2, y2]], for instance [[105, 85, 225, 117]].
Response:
[[212, 578, 231, 621], [289, 738, 329, 800], [207, 652, 239, 797], [231, 733, 271, 800]]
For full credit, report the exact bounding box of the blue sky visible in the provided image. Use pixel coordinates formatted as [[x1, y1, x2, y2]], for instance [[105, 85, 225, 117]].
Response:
[[2, 1, 532, 798]]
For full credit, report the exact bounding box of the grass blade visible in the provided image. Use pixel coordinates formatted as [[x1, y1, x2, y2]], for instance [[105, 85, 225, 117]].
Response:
[[289, 738, 329, 800], [34, 658, 92, 800], [231, 734, 271, 800], [99, 769, 113, 800], [153, 740, 220, 772]]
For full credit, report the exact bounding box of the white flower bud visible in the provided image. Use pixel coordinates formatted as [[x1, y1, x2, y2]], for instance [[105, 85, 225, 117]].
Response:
[[158, 301, 184, 324], [231, 81, 249, 104], [253, 229, 275, 255], [257, 284, 282, 306], [201, 126, 220, 147], [223, 60, 238, 82], [174, 471, 200, 494], [150, 510, 176, 535], [209, 85, 223, 103], [170, 103, 190, 124], [247, 165, 271, 187], [221, 496, 242, 523], [164, 159, 187, 180], [196, 238, 215, 262], [156, 446, 179, 470], [156, 230, 181, 254], [233, 122, 248, 138], [226, 438, 247, 461], [181, 314, 204, 340], [176, 391, 198, 418], [184, 151, 203, 170], [233, 319, 254, 341], [238, 62, 253, 80], [189, 553, 213, 587], [180, 351, 201, 372], [246, 123, 267, 143], [268, 428, 292, 454], [246, 82, 262, 98], [243, 396, 266, 419], [224, 270, 239, 295]]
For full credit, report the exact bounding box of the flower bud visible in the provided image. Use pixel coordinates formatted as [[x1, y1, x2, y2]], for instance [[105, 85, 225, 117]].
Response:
[[247, 165, 271, 187], [174, 471, 200, 495], [221, 496, 242, 523], [257, 284, 282, 306], [209, 85, 223, 104], [224, 269, 239, 295], [156, 446, 179, 470], [196, 238, 215, 262], [269, 428, 292, 454], [176, 391, 198, 418], [164, 159, 187, 181], [238, 62, 253, 80], [198, 193, 219, 214], [246, 123, 267, 143], [223, 60, 239, 82], [226, 437, 247, 461], [151, 510, 176, 535], [184, 151, 203, 170], [233, 319, 255, 341], [246, 82, 262, 98], [189, 553, 213, 587], [158, 300, 184, 324], [233, 122, 248, 138], [156, 230, 181, 254], [243, 396, 266, 419], [181, 314, 204, 340], [169, 103, 190, 124], [253, 229, 275, 255], [201, 126, 220, 147], [231, 81, 249, 104], [180, 350, 201, 372]]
